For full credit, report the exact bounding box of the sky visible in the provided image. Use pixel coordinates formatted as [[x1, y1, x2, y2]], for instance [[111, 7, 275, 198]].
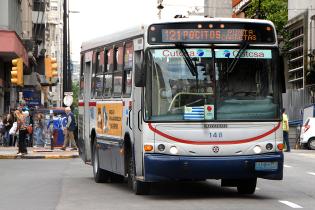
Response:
[[69, 0, 204, 61]]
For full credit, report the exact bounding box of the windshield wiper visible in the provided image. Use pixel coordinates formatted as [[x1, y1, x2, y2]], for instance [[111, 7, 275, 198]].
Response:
[[227, 41, 249, 74], [176, 44, 197, 77]]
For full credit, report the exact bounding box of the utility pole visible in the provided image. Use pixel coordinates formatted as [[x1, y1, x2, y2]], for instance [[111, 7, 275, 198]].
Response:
[[67, 1, 71, 94], [63, 0, 68, 98]]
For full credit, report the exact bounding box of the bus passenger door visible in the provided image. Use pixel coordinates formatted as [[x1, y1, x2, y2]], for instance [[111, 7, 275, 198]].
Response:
[[78, 55, 85, 161], [132, 40, 144, 178], [83, 58, 93, 162]]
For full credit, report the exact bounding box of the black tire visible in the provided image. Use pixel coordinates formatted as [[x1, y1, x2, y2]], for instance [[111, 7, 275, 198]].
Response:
[[237, 178, 257, 194], [308, 138, 315, 150], [110, 173, 125, 183], [127, 154, 150, 195], [92, 141, 110, 183]]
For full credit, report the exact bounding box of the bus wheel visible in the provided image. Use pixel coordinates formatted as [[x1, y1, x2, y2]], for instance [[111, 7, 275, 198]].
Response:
[[92, 141, 110, 183], [127, 155, 150, 195], [308, 138, 315, 150], [236, 178, 257, 194]]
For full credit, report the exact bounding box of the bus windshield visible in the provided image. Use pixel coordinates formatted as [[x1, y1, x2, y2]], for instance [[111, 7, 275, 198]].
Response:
[[144, 47, 280, 122]]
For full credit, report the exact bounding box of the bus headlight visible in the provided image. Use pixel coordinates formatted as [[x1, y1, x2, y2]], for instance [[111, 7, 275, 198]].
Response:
[[253, 145, 262, 154], [170, 146, 178, 155]]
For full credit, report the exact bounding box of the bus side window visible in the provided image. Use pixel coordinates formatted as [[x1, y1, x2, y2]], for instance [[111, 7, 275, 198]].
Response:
[[104, 48, 113, 98], [95, 50, 105, 98], [79, 54, 84, 100], [91, 51, 97, 98], [113, 46, 123, 97], [123, 42, 133, 97]]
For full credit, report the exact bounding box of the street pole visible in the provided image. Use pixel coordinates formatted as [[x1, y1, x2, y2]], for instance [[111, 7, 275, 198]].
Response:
[[67, 4, 71, 94], [63, 0, 68, 98]]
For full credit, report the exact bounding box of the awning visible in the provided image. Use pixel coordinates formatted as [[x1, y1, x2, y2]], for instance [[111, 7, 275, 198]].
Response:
[[0, 30, 29, 67]]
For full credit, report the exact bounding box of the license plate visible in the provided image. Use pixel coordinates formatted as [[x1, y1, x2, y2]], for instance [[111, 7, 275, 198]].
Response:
[[255, 162, 278, 171]]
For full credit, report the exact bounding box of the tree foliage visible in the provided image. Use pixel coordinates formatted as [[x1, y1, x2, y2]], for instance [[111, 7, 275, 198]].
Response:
[[247, 0, 288, 36]]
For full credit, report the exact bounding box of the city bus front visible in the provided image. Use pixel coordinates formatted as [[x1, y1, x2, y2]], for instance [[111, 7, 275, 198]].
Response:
[[139, 19, 284, 194]]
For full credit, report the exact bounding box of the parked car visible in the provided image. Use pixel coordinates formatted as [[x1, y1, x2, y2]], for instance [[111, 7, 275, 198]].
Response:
[[300, 117, 315, 150]]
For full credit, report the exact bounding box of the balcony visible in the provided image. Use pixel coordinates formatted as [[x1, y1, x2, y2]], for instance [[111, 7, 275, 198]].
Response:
[[32, 11, 46, 24]]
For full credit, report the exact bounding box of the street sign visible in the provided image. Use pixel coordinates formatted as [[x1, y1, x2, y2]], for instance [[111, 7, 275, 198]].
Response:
[[64, 92, 73, 96], [63, 95, 73, 107]]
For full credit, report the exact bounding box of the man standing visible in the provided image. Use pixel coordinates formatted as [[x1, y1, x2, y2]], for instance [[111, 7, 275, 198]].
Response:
[[282, 108, 290, 152], [61, 107, 77, 150]]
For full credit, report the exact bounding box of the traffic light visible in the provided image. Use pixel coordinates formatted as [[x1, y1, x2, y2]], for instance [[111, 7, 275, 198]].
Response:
[[45, 57, 58, 79], [11, 58, 23, 86]]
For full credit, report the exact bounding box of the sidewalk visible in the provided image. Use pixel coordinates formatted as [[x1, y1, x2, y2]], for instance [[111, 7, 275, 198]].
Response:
[[0, 146, 79, 159]]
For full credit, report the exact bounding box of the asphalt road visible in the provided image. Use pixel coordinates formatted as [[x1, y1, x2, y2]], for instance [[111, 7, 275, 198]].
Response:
[[0, 151, 314, 210]]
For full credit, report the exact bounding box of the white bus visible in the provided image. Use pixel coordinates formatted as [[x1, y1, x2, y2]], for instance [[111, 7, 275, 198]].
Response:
[[78, 17, 284, 195]]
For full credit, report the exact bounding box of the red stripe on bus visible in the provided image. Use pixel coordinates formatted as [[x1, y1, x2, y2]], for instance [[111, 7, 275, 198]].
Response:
[[78, 102, 84, 106], [89, 102, 96, 107], [148, 122, 281, 145]]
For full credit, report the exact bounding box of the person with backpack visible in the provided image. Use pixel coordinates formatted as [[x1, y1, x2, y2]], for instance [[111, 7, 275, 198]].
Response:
[[61, 107, 77, 150]]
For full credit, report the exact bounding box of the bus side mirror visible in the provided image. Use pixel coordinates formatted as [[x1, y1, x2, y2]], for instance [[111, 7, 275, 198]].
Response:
[[134, 51, 145, 87]]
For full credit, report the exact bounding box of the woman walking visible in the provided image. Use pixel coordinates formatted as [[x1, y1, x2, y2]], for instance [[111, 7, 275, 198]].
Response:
[[15, 109, 28, 155]]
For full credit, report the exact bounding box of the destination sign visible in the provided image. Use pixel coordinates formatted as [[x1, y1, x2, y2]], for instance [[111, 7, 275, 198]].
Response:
[[148, 22, 275, 44], [162, 29, 257, 42]]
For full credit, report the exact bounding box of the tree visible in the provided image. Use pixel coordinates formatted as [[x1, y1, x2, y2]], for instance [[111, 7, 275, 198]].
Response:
[[246, 0, 289, 52]]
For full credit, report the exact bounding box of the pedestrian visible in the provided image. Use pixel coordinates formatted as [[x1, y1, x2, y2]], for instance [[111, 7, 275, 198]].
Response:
[[15, 109, 28, 155], [0, 116, 5, 146], [9, 116, 18, 147], [3, 113, 14, 146], [33, 113, 44, 147], [61, 107, 77, 150], [282, 108, 290, 152]]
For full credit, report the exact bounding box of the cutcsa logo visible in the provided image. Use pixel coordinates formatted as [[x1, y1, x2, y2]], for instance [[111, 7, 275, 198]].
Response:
[[223, 50, 231, 58], [196, 49, 205, 57]]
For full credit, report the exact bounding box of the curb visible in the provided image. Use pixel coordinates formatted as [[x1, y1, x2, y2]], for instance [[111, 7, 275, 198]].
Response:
[[0, 155, 17, 159], [0, 154, 79, 159]]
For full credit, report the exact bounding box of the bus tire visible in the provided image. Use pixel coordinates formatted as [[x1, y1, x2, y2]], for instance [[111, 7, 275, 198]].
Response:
[[110, 174, 125, 183], [236, 178, 257, 194], [92, 141, 110, 183], [127, 155, 150, 195], [308, 138, 315, 150]]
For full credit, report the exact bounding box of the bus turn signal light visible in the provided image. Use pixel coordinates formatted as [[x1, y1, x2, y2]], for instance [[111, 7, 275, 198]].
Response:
[[277, 143, 284, 151], [144, 145, 153, 151]]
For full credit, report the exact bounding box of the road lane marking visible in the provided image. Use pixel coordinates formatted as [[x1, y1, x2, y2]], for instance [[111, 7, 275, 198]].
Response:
[[307, 172, 315, 176], [284, 164, 292, 168], [279, 201, 303, 208]]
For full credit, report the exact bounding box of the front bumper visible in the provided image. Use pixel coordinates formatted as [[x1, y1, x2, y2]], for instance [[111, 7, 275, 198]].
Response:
[[144, 153, 283, 182]]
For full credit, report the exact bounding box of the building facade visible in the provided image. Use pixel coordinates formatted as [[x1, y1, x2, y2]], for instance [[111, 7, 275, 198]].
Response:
[[283, 0, 315, 122], [45, 0, 64, 107], [0, 0, 30, 114], [232, 0, 251, 18], [0, 0, 64, 115], [204, 0, 232, 18]]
